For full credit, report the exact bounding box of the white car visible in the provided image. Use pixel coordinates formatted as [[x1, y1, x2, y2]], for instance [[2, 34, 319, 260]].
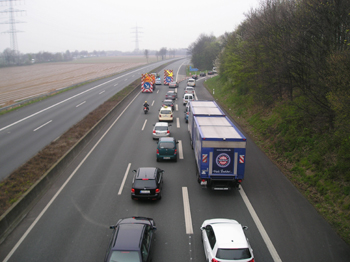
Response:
[[184, 86, 195, 96], [183, 93, 194, 105], [152, 122, 171, 139], [200, 218, 254, 262], [187, 78, 196, 87], [158, 106, 173, 122]]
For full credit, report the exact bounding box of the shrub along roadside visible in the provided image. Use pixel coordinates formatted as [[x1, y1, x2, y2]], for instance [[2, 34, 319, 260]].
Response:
[[204, 75, 350, 244]]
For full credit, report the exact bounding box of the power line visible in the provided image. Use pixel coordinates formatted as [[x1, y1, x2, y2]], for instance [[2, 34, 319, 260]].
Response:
[[0, 0, 26, 53]]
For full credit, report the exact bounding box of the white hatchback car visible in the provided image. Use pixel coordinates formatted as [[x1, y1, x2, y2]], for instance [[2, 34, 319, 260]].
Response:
[[152, 122, 171, 139], [187, 78, 196, 87], [158, 106, 173, 122], [200, 218, 254, 262]]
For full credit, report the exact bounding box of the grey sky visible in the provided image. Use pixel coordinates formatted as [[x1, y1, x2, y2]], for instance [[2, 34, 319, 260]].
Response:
[[0, 0, 260, 54]]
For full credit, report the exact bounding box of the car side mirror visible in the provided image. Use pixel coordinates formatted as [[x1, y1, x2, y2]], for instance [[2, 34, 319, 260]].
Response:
[[200, 226, 205, 230], [169, 124, 172, 126], [152, 226, 157, 231], [242, 226, 248, 231], [132, 170, 137, 174], [110, 225, 116, 229]]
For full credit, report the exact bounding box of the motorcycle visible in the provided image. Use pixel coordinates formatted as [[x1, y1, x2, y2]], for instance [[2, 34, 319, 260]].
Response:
[[143, 106, 149, 114]]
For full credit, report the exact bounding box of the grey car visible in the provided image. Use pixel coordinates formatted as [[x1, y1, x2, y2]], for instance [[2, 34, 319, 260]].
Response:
[[152, 122, 171, 139]]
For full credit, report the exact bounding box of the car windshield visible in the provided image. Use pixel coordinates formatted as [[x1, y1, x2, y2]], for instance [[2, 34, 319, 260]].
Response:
[[155, 126, 168, 131], [216, 248, 252, 260], [108, 250, 140, 262], [134, 179, 157, 188], [160, 110, 171, 114], [159, 142, 174, 149]]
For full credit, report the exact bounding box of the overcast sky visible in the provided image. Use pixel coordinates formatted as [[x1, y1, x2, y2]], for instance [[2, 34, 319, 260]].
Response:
[[0, 0, 261, 54]]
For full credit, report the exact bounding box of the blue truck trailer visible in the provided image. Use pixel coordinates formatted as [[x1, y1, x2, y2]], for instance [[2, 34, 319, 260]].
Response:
[[187, 101, 225, 147], [192, 115, 247, 190]]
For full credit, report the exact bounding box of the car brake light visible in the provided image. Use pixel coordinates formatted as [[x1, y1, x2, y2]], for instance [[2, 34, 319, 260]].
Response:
[[248, 259, 255, 262], [174, 149, 177, 155], [157, 149, 159, 155], [142, 178, 149, 180], [171, 115, 173, 117], [155, 188, 160, 193], [212, 259, 220, 262], [153, 130, 156, 133], [159, 115, 161, 117], [167, 130, 170, 134], [131, 188, 135, 193], [238, 179, 242, 183]]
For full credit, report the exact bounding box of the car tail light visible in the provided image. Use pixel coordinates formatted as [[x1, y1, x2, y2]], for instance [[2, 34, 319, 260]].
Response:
[[153, 130, 156, 133], [171, 114, 173, 117], [167, 130, 170, 134], [238, 179, 242, 183], [248, 259, 255, 262], [174, 149, 177, 155], [157, 149, 159, 155], [131, 188, 135, 193], [212, 259, 220, 262], [142, 178, 149, 180], [155, 188, 160, 193], [159, 115, 161, 118]]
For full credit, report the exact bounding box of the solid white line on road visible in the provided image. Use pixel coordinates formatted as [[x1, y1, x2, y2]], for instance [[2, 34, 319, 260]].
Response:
[[178, 140, 184, 159], [239, 186, 283, 262], [99, 90, 106, 94], [176, 117, 180, 128], [76, 101, 86, 107], [33, 120, 52, 132], [118, 163, 131, 195], [194, 92, 198, 100], [2, 91, 142, 262], [182, 187, 193, 234], [142, 119, 147, 131]]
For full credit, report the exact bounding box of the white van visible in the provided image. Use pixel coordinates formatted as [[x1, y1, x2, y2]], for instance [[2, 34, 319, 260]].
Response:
[[183, 93, 194, 105]]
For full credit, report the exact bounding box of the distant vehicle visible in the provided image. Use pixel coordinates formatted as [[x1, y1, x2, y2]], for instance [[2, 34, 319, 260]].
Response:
[[156, 137, 178, 162], [155, 77, 162, 85], [192, 74, 198, 80], [162, 99, 175, 110], [165, 90, 177, 100], [131, 167, 164, 200], [200, 218, 254, 262], [212, 67, 217, 74], [152, 122, 171, 139], [104, 216, 157, 262], [169, 81, 179, 88], [207, 71, 214, 75], [199, 71, 206, 77], [158, 106, 173, 122], [183, 93, 194, 105], [185, 86, 195, 96], [187, 78, 196, 87]]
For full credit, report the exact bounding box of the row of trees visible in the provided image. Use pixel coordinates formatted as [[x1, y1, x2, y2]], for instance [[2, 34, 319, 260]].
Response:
[[0, 47, 186, 66], [189, 0, 349, 136]]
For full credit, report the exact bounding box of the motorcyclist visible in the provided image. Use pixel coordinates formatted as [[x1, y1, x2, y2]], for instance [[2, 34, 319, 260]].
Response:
[[143, 101, 149, 110]]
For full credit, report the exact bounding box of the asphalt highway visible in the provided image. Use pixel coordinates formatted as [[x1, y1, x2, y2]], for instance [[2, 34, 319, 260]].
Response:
[[0, 59, 178, 179], [0, 59, 349, 261]]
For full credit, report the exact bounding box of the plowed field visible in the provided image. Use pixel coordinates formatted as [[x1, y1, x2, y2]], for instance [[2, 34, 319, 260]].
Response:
[[0, 58, 147, 107]]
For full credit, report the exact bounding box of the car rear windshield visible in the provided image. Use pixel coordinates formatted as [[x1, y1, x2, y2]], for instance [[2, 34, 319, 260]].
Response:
[[159, 142, 174, 149], [155, 126, 168, 131], [160, 110, 171, 114], [134, 179, 157, 188], [108, 250, 140, 262], [216, 248, 252, 260]]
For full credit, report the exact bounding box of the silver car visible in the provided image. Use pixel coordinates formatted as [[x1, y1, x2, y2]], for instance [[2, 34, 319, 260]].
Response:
[[152, 122, 171, 139]]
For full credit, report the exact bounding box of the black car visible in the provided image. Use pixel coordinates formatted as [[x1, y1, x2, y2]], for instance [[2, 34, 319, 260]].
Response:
[[199, 71, 206, 76], [105, 217, 157, 262], [131, 167, 164, 200], [207, 71, 214, 75], [162, 99, 174, 110], [192, 74, 198, 79]]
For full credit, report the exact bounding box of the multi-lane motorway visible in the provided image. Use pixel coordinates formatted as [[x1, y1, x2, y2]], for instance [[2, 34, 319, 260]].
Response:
[[0, 59, 178, 180], [0, 59, 349, 261]]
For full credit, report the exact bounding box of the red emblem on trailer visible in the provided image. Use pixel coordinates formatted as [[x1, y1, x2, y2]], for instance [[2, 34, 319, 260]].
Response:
[[202, 154, 208, 163], [239, 155, 245, 164]]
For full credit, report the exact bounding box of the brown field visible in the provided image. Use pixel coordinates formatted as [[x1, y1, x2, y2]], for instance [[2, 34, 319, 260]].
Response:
[[0, 56, 157, 107]]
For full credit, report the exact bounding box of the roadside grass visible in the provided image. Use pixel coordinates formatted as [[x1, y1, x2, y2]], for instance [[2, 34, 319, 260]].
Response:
[[204, 75, 350, 244]]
